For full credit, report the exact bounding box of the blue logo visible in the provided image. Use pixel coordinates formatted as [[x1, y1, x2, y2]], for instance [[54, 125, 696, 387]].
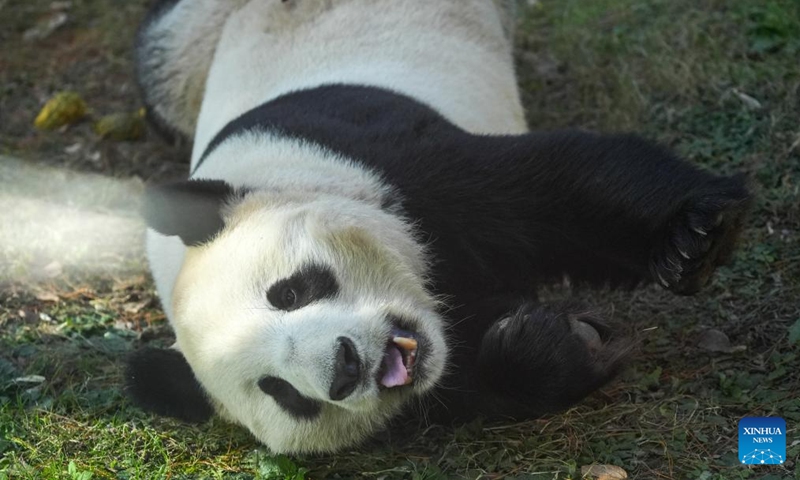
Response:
[[738, 417, 786, 465]]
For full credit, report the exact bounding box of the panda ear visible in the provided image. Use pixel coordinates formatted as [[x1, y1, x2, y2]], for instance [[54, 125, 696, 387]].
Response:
[[124, 347, 214, 423], [143, 179, 237, 246]]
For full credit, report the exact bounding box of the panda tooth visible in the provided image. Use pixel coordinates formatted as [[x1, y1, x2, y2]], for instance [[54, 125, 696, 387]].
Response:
[[392, 336, 418, 351]]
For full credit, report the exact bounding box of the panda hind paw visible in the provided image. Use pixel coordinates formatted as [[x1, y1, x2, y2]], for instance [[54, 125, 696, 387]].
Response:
[[477, 302, 630, 416]]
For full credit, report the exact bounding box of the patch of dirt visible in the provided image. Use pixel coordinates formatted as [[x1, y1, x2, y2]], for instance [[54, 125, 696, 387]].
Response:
[[0, 0, 188, 182]]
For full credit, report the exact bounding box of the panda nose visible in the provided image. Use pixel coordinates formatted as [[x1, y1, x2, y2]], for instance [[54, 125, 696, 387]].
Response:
[[329, 337, 361, 400]]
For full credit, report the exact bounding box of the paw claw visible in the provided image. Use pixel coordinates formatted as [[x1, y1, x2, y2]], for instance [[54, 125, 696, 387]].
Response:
[[666, 255, 683, 272], [651, 188, 750, 295]]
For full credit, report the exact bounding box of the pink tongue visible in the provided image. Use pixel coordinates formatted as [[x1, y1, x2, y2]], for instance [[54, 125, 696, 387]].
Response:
[[380, 346, 409, 388]]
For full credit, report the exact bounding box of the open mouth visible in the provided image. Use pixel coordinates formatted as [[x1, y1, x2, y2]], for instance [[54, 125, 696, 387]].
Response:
[[378, 326, 419, 388]]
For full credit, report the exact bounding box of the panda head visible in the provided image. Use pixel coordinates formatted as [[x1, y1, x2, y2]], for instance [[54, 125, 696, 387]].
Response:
[[128, 179, 448, 453]]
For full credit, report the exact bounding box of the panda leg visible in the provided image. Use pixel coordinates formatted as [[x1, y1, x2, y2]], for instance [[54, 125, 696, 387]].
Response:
[[457, 132, 751, 293], [136, 0, 248, 140], [432, 300, 630, 421], [125, 347, 214, 423]]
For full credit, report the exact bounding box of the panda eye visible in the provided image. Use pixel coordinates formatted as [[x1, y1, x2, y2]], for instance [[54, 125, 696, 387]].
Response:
[[267, 283, 300, 311], [281, 287, 297, 308]]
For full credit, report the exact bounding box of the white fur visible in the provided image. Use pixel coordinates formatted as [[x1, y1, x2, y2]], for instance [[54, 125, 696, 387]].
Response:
[[143, 0, 526, 453], [192, 0, 527, 163], [137, 0, 249, 137]]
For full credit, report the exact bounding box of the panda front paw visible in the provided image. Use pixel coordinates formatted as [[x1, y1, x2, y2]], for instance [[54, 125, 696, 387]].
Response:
[[651, 181, 750, 295], [476, 302, 629, 416]]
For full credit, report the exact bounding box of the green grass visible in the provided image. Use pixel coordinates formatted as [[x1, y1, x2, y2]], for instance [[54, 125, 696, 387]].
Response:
[[2, 0, 800, 478]]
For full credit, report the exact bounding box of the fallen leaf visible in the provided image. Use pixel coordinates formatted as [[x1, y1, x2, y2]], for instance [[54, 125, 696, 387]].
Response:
[[34, 291, 60, 302], [50, 1, 72, 10], [34, 91, 87, 130], [64, 142, 82, 154], [13, 375, 46, 385], [123, 300, 148, 314], [581, 464, 628, 479], [93, 111, 145, 141], [732, 89, 762, 109], [788, 318, 800, 345], [23, 12, 68, 42]]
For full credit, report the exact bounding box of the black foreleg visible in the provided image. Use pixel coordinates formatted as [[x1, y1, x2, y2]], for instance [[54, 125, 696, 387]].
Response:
[[403, 130, 751, 295]]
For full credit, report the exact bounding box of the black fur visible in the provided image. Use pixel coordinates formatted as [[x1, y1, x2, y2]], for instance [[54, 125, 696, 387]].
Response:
[[257, 376, 322, 420], [125, 347, 214, 423], [143, 179, 237, 246], [266, 264, 340, 312]]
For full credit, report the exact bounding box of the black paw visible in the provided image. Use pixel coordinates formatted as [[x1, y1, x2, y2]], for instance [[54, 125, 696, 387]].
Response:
[[476, 302, 629, 417], [125, 347, 214, 423], [651, 181, 750, 295]]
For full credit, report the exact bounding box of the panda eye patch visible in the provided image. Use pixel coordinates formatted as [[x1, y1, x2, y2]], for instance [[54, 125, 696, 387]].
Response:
[[267, 264, 339, 311], [258, 376, 321, 420]]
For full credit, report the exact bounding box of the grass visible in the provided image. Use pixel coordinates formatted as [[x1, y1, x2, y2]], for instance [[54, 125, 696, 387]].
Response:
[[1, 0, 799, 478]]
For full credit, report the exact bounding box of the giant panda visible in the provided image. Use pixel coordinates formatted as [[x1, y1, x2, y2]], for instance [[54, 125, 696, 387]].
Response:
[[126, 0, 752, 454]]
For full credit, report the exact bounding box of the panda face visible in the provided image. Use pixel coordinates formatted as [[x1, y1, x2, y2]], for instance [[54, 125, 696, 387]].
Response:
[[168, 193, 448, 453]]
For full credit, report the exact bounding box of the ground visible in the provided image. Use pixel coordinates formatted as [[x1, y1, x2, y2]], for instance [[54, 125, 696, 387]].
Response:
[[0, 0, 798, 479]]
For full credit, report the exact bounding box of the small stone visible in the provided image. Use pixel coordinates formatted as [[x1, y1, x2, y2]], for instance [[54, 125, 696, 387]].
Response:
[[697, 328, 745, 353]]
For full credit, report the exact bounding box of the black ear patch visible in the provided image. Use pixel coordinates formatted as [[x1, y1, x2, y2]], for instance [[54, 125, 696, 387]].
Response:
[[143, 179, 237, 246], [125, 347, 214, 423]]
